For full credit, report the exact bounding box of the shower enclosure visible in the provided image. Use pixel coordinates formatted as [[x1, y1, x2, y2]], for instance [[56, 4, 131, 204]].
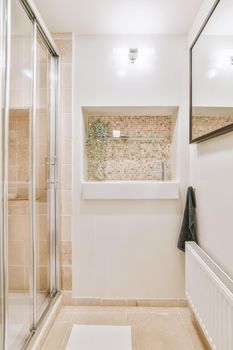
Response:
[[0, 0, 60, 348]]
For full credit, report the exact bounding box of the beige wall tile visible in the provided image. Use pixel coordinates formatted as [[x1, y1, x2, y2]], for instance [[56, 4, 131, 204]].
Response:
[[37, 214, 49, 241], [61, 216, 72, 241], [61, 190, 72, 216], [38, 241, 50, 266], [54, 39, 72, 63], [61, 116, 72, 140], [61, 139, 72, 165], [61, 266, 72, 290], [61, 165, 72, 190], [8, 201, 29, 215], [61, 64, 72, 89], [8, 214, 29, 241], [8, 166, 17, 182], [55, 35, 73, 291], [38, 266, 49, 292], [24, 266, 30, 289], [9, 242, 25, 265], [61, 291, 73, 305], [61, 88, 72, 114], [9, 266, 25, 290], [61, 241, 72, 265]]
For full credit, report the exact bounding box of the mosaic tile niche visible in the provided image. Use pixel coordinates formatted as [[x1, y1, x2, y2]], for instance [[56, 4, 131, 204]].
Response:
[[192, 115, 233, 139], [86, 115, 174, 181]]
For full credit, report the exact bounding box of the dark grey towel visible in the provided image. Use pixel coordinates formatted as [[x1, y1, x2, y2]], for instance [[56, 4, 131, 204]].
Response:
[[177, 186, 198, 252]]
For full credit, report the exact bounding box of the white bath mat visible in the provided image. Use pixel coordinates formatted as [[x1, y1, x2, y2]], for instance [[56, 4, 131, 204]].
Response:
[[66, 325, 132, 350]]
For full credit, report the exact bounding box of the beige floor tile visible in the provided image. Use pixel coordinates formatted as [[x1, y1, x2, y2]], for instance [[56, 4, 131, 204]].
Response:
[[73, 305, 129, 312], [42, 306, 207, 350], [55, 306, 75, 323], [179, 306, 195, 324], [178, 307, 210, 350], [59, 323, 74, 349], [183, 324, 207, 350], [70, 306, 179, 314], [71, 309, 128, 325], [42, 322, 70, 350], [127, 311, 191, 350], [129, 307, 180, 314]]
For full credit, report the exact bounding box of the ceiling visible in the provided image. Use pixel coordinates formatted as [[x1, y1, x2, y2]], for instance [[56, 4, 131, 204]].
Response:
[[34, 0, 203, 35]]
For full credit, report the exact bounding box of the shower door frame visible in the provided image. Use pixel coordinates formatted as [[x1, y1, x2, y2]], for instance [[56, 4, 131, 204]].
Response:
[[1, 0, 11, 347], [0, 0, 61, 348]]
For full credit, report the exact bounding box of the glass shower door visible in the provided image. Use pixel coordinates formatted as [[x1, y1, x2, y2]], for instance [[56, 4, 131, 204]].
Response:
[[7, 0, 33, 348], [0, 0, 59, 347], [0, 0, 6, 347], [35, 32, 56, 321]]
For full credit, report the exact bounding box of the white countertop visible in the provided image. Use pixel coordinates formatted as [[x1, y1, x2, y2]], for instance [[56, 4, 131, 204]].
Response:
[[82, 181, 180, 200]]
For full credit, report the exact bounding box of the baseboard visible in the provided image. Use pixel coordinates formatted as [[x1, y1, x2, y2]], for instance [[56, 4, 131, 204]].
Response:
[[62, 291, 187, 307]]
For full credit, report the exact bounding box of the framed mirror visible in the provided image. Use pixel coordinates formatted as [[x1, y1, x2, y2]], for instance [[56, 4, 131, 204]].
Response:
[[190, 0, 233, 143]]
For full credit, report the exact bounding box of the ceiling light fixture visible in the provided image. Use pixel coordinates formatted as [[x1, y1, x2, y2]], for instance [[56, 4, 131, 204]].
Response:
[[128, 48, 138, 64]]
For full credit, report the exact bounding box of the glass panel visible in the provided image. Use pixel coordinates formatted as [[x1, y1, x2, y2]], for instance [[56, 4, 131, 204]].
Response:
[[8, 0, 33, 348], [0, 0, 5, 346], [35, 33, 52, 320], [191, 0, 233, 141]]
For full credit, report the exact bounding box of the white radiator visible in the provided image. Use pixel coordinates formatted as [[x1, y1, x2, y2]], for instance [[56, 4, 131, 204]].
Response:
[[185, 242, 233, 350]]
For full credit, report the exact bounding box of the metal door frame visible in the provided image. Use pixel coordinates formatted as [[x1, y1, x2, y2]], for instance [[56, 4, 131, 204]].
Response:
[[0, 0, 60, 348]]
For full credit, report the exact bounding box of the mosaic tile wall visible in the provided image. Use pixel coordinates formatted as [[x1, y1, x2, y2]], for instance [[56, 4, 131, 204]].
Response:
[[86, 115, 173, 181], [192, 116, 233, 139]]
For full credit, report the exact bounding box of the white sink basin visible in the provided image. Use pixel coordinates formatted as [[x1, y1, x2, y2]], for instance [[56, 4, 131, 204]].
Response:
[[82, 181, 180, 200]]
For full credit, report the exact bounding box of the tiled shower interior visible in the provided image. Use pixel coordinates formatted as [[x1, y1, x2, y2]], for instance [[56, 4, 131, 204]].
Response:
[[8, 41, 50, 295], [7, 23, 52, 348], [85, 115, 175, 181], [7, 27, 73, 348]]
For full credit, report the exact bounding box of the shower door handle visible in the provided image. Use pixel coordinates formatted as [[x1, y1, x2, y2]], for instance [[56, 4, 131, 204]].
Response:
[[46, 157, 58, 187], [54, 158, 58, 189]]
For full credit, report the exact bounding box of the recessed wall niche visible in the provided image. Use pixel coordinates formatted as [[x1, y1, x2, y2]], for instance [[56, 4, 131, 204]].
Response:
[[82, 107, 178, 182]]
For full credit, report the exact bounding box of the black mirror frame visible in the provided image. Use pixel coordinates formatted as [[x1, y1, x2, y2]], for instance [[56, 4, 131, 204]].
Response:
[[189, 0, 233, 143]]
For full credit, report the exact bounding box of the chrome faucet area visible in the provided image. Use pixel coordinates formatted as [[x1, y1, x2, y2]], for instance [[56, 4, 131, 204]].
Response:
[[151, 161, 168, 181]]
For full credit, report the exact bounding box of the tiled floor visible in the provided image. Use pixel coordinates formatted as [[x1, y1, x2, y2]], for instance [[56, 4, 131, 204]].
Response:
[[42, 306, 208, 350], [66, 325, 132, 350]]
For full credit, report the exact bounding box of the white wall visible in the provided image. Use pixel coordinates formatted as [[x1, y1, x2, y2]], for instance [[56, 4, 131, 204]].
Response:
[[189, 0, 233, 278], [73, 35, 189, 298]]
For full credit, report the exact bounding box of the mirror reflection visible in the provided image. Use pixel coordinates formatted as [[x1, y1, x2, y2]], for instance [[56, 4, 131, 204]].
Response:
[[191, 0, 233, 142]]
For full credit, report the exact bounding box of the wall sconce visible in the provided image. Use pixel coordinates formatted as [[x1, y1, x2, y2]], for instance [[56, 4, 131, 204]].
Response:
[[128, 48, 138, 64]]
